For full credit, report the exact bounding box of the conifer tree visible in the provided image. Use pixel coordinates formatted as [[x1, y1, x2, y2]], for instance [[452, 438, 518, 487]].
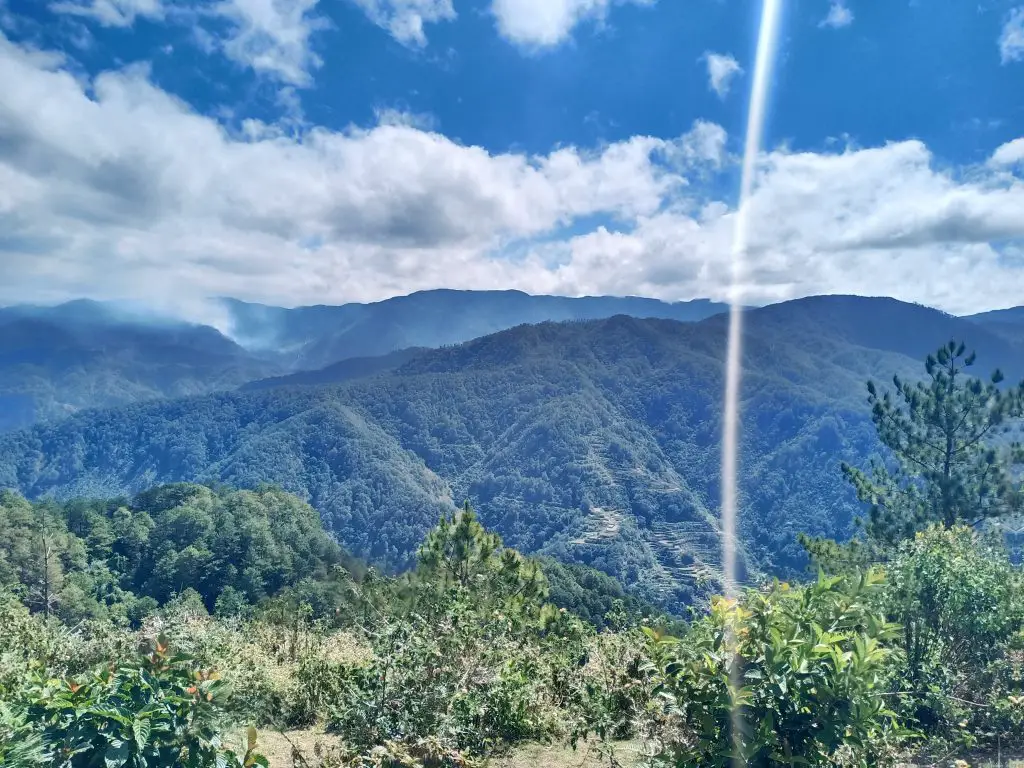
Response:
[[842, 340, 1023, 547]]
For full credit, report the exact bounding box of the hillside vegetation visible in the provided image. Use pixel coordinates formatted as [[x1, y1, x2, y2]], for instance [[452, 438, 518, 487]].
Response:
[[0, 301, 284, 432], [0, 291, 730, 433], [1, 341, 1023, 765], [0, 493, 1020, 766], [2, 297, 1019, 607]]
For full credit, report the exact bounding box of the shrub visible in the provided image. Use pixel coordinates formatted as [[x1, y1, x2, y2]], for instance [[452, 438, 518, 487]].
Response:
[[882, 525, 1024, 745], [8, 635, 267, 768], [638, 571, 909, 767]]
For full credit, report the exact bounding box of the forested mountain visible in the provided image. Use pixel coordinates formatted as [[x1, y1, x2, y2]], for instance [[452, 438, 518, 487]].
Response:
[[4, 295, 1014, 609], [220, 289, 730, 370], [0, 300, 284, 432], [0, 291, 727, 431], [965, 305, 1024, 345], [240, 348, 428, 392]]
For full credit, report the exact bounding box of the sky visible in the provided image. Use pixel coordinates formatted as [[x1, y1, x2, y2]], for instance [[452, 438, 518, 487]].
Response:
[[0, 0, 1023, 316]]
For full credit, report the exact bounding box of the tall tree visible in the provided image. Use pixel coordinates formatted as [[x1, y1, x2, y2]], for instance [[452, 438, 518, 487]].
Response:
[[843, 341, 1023, 548], [416, 502, 548, 607]]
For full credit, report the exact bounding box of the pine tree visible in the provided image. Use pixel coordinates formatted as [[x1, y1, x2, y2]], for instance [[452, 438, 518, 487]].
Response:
[[416, 502, 548, 607], [842, 340, 1023, 548], [25, 520, 65, 620]]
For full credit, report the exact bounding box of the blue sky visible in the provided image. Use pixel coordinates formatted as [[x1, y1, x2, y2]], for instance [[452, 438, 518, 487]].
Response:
[[1, 0, 1023, 317]]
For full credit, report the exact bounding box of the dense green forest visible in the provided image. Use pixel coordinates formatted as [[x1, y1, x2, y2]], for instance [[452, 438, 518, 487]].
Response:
[[2, 296, 1020, 609], [0, 484, 357, 624], [2, 341, 1023, 766]]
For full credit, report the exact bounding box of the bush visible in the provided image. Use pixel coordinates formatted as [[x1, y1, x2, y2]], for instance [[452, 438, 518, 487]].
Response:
[[882, 525, 1024, 745], [637, 571, 909, 767], [7, 635, 267, 768]]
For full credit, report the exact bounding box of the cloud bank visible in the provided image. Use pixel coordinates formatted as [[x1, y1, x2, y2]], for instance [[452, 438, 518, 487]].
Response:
[[0, 32, 1023, 316]]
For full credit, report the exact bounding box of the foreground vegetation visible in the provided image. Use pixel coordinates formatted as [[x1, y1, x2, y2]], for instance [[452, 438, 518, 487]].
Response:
[[0, 342, 1022, 766]]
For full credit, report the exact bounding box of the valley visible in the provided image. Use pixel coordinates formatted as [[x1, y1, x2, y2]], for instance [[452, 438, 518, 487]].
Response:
[[1, 291, 1019, 608]]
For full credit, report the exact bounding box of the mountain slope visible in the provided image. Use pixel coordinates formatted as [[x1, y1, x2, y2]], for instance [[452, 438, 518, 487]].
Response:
[[0, 296, 1009, 608], [240, 348, 428, 392], [222, 289, 729, 370], [0, 301, 284, 431], [0, 291, 727, 430], [964, 305, 1024, 345]]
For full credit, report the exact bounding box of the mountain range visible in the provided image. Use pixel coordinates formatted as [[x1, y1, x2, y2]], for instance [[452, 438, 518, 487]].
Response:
[[1, 291, 1020, 608], [0, 291, 727, 431]]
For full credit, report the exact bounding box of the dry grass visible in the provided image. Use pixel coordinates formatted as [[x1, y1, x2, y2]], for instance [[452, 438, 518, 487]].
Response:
[[244, 730, 1024, 768], [491, 740, 643, 768]]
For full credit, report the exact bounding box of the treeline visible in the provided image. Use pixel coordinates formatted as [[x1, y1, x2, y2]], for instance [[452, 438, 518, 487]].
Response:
[[0, 481, 664, 632], [0, 484, 356, 625]]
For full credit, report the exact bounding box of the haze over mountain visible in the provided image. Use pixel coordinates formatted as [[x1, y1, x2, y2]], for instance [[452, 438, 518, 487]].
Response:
[[2, 294, 1019, 608], [220, 290, 729, 370], [0, 291, 727, 431], [0, 299, 283, 432]]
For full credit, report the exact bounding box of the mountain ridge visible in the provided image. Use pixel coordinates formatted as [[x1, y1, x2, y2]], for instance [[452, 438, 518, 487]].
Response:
[[1, 294, 999, 608]]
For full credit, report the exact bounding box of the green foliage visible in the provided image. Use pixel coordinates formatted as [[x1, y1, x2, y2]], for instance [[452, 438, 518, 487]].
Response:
[[5, 635, 267, 767], [882, 525, 1024, 744], [537, 555, 682, 630], [2, 476, 1021, 767], [0, 484, 351, 619], [637, 571, 908, 767], [0, 304, 954, 606], [842, 341, 1024, 548], [311, 507, 592, 763], [0, 701, 46, 768], [415, 503, 549, 610]]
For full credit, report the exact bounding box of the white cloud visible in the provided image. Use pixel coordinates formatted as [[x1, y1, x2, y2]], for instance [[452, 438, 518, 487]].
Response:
[[49, 0, 163, 27], [819, 1, 853, 29], [350, 0, 455, 47], [535, 141, 1024, 313], [703, 52, 742, 99], [1001, 7, 1024, 64], [990, 137, 1024, 167], [665, 120, 728, 170], [211, 0, 329, 86], [491, 0, 653, 48], [1, 32, 1023, 317]]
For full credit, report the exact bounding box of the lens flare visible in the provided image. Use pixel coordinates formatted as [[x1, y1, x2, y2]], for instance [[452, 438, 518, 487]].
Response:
[[721, 0, 783, 763]]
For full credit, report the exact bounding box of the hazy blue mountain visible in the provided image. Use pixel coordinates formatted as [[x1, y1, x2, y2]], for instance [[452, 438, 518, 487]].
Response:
[[240, 348, 428, 392], [220, 289, 729, 370], [964, 305, 1024, 345], [0, 291, 728, 430], [0, 291, 728, 431], [1, 294, 1001, 609], [0, 300, 284, 431]]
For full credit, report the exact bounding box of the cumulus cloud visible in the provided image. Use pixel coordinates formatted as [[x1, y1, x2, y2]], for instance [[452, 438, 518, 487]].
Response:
[[1, 32, 1023, 316], [990, 137, 1024, 167], [491, 0, 653, 48], [49, 0, 163, 26], [0, 32, 717, 305], [534, 141, 1024, 312], [1001, 7, 1024, 64], [819, 1, 853, 29], [350, 0, 455, 47], [211, 0, 329, 85], [703, 52, 742, 99]]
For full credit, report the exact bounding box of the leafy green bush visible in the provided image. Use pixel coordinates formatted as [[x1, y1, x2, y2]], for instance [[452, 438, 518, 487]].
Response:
[[8, 635, 267, 768], [637, 571, 909, 767], [882, 525, 1024, 746]]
